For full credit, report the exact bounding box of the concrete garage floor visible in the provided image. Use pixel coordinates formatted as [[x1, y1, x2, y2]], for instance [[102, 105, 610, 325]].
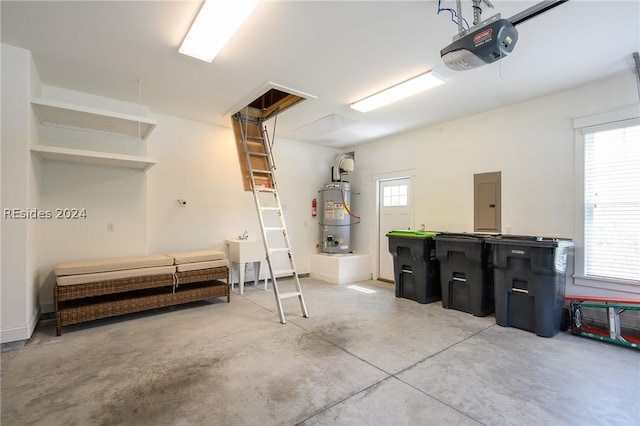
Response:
[[1, 277, 639, 425]]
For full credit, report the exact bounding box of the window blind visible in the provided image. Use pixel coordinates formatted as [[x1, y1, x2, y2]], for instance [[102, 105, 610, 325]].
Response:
[[584, 124, 640, 282]]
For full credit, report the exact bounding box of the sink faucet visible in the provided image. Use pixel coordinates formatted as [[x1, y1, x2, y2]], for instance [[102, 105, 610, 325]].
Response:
[[239, 230, 248, 240]]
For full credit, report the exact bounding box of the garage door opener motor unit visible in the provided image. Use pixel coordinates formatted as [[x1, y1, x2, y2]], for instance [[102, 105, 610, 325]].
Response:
[[440, 0, 567, 71]]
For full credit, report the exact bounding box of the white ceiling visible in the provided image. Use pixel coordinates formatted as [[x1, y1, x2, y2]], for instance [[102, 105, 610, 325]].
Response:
[[2, 1, 639, 148]]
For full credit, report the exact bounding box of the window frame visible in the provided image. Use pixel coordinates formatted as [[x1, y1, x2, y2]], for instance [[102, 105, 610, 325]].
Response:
[[573, 105, 640, 294], [382, 183, 408, 207]]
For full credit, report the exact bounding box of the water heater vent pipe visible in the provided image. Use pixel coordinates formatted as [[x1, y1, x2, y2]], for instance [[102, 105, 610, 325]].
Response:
[[332, 152, 355, 182]]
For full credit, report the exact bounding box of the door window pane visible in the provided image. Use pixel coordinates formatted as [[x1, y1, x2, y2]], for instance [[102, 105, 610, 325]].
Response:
[[383, 184, 408, 207]]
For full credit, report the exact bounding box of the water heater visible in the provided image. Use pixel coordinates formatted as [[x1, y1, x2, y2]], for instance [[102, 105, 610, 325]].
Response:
[[319, 182, 351, 254]]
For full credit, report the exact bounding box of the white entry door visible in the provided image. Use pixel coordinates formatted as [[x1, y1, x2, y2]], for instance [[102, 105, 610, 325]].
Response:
[[378, 177, 412, 281]]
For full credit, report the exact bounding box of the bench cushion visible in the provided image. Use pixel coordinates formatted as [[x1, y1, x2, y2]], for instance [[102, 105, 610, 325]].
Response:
[[169, 250, 226, 265], [176, 259, 229, 272], [55, 255, 174, 277], [56, 265, 177, 286]]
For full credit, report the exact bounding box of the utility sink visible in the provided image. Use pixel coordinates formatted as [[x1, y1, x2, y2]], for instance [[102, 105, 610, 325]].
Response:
[[225, 239, 266, 295], [226, 239, 265, 263]]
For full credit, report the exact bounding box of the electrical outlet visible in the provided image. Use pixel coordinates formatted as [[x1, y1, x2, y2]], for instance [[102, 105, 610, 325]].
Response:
[[107, 223, 114, 232]]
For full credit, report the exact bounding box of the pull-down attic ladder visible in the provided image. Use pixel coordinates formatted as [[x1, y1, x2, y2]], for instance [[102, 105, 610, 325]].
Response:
[[231, 88, 308, 324]]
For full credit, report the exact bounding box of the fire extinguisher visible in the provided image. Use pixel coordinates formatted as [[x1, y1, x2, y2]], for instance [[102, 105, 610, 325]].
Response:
[[312, 198, 317, 217]]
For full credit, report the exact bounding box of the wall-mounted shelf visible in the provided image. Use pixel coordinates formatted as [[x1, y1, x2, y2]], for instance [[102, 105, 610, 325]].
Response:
[[31, 97, 157, 139], [30, 145, 157, 170]]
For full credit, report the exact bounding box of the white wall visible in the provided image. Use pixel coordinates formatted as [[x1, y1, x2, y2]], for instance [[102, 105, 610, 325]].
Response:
[[1, 44, 41, 343], [349, 70, 639, 299], [146, 114, 243, 254], [37, 162, 148, 311], [146, 113, 340, 277]]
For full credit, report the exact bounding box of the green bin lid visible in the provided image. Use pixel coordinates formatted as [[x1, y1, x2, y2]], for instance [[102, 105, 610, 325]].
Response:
[[386, 230, 438, 238]]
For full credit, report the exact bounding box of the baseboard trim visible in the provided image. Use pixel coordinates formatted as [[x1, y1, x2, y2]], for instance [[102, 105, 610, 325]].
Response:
[[1, 306, 42, 344], [1, 325, 30, 344], [28, 305, 41, 335]]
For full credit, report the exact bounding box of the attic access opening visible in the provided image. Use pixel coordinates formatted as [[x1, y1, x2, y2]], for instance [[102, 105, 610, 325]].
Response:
[[237, 88, 305, 121], [231, 86, 307, 191]]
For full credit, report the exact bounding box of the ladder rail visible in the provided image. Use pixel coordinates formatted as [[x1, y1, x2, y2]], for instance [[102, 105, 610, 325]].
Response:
[[254, 186, 288, 323], [262, 124, 277, 174], [233, 111, 308, 324], [255, 179, 308, 323]]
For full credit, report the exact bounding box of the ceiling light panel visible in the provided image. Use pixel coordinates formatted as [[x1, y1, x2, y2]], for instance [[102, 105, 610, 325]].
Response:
[[350, 71, 445, 113], [179, 0, 259, 63]]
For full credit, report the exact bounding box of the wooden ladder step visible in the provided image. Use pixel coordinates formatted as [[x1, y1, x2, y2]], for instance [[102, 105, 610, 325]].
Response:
[[255, 186, 276, 193]]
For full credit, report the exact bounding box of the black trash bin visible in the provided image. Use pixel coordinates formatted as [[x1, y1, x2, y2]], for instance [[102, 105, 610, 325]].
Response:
[[434, 233, 494, 317], [488, 235, 574, 337], [386, 230, 440, 304]]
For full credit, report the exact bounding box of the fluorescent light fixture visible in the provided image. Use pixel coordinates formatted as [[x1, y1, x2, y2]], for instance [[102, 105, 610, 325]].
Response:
[[350, 71, 445, 113], [179, 0, 259, 62]]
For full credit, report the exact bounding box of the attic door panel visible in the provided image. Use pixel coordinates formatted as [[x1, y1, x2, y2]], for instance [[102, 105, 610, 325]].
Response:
[[232, 120, 269, 191], [474, 171, 501, 232]]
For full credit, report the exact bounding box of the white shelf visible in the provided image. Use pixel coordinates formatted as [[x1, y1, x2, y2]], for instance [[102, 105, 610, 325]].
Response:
[[31, 97, 157, 139], [31, 145, 157, 170]]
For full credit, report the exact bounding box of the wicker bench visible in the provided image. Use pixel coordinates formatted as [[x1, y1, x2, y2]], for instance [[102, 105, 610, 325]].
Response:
[[53, 251, 230, 335]]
